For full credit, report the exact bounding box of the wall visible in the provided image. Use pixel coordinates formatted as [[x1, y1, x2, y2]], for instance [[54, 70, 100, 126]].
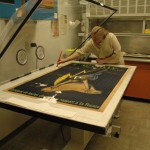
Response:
[[0, 0, 82, 140], [0, 0, 82, 83]]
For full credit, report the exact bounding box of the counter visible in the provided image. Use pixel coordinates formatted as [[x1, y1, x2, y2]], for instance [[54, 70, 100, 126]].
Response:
[[89, 53, 150, 63], [123, 53, 150, 63]]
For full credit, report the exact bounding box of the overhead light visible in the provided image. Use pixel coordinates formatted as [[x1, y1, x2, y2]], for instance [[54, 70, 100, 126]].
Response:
[[100, 3, 104, 6]]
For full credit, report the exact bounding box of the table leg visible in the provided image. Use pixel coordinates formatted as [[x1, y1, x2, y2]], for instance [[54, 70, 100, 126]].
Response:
[[63, 127, 94, 150]]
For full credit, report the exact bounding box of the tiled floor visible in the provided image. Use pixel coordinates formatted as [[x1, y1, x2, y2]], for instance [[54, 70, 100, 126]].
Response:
[[0, 99, 150, 150]]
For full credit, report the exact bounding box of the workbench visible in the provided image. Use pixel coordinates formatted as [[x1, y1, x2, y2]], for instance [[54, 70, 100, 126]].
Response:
[[0, 61, 136, 149]]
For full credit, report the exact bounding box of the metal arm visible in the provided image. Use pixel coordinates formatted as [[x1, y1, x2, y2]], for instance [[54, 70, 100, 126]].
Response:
[[74, 0, 117, 52], [85, 0, 117, 12]]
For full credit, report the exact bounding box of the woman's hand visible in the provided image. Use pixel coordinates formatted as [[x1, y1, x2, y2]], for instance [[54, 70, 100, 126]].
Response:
[[58, 51, 79, 64], [96, 58, 105, 64], [57, 58, 67, 64]]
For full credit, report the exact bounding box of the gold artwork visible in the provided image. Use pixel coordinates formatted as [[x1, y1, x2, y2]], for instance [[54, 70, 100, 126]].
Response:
[[42, 70, 102, 94]]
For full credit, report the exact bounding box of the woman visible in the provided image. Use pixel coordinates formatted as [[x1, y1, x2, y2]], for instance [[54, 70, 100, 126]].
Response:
[[58, 26, 124, 65]]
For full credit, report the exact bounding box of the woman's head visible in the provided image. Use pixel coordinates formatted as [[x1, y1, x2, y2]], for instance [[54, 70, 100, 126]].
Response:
[[91, 26, 108, 45]]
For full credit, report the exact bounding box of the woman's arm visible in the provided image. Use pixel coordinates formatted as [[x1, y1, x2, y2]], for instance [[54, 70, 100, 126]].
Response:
[[96, 54, 116, 64], [58, 40, 93, 64], [58, 51, 79, 64]]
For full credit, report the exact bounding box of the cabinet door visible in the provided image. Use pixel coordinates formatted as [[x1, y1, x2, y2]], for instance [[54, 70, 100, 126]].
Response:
[[124, 61, 150, 100]]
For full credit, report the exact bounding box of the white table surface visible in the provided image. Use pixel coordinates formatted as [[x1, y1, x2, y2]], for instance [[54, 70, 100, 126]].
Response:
[[0, 61, 136, 134]]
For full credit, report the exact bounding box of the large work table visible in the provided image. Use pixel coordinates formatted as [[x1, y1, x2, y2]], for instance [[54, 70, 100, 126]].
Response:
[[0, 61, 136, 150]]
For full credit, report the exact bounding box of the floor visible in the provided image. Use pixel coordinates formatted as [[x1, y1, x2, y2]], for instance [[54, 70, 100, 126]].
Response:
[[0, 99, 150, 150]]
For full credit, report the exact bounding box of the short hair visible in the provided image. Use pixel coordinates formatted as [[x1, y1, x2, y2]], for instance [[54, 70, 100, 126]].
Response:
[[91, 26, 108, 37]]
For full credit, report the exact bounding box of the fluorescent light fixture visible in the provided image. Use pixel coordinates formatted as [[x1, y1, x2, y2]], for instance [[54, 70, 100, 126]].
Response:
[[99, 3, 104, 6]]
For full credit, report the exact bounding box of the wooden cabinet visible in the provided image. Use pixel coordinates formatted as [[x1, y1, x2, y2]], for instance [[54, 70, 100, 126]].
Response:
[[124, 61, 150, 100]]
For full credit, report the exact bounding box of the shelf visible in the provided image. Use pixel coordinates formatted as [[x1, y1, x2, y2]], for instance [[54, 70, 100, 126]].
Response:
[[87, 0, 150, 17], [115, 33, 150, 37]]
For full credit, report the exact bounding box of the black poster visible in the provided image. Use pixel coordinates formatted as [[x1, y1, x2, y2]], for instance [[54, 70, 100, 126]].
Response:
[[8, 63, 128, 111]]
